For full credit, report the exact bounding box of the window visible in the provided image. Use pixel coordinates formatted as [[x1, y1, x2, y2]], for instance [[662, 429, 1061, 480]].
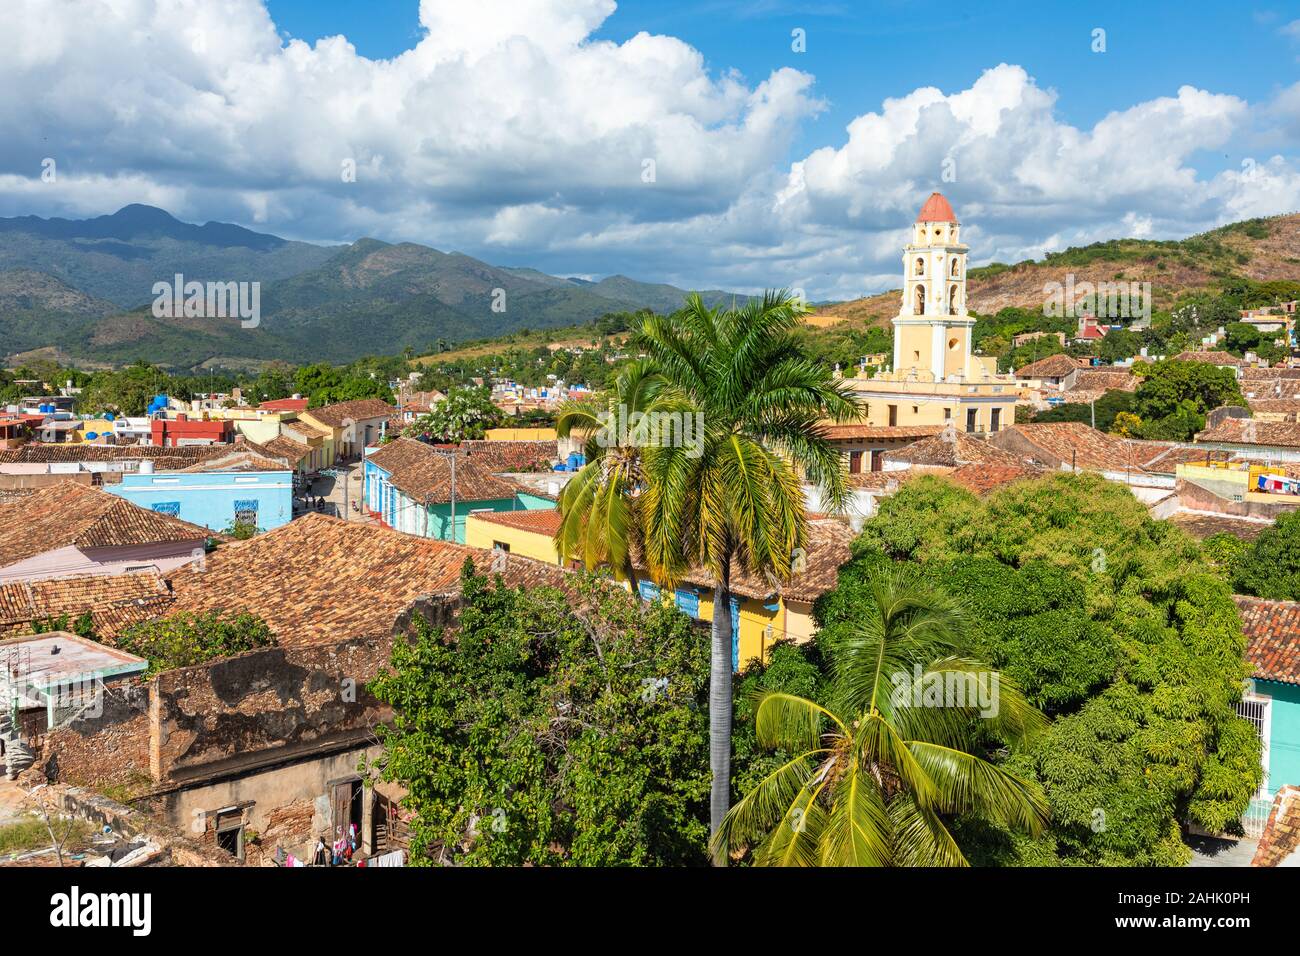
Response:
[[870, 450, 883, 472], [943, 408, 952, 420], [915, 257, 925, 276], [888, 405, 898, 427], [492, 541, 511, 553], [991, 408, 1001, 433], [151, 502, 181, 516], [216, 825, 243, 859], [966, 409, 978, 433], [849, 450, 863, 474], [233, 499, 259, 524], [949, 286, 959, 315], [951, 257, 960, 277], [914, 285, 925, 314]]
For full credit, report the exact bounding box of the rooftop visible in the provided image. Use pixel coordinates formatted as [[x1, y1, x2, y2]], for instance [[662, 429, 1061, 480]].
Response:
[[1167, 511, 1274, 541], [884, 423, 1024, 468], [944, 463, 1043, 496], [366, 437, 520, 504], [301, 398, 397, 429], [1196, 419, 1300, 449], [820, 424, 946, 442], [469, 508, 564, 537], [1234, 594, 1300, 686], [915, 192, 957, 223], [162, 513, 570, 646], [0, 630, 147, 692], [992, 422, 1148, 473], [0, 482, 211, 570], [0, 570, 172, 640], [1013, 354, 1087, 380]]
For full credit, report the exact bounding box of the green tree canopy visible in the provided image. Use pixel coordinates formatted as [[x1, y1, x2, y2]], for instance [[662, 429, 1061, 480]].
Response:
[[367, 562, 710, 866], [823, 473, 1260, 865]]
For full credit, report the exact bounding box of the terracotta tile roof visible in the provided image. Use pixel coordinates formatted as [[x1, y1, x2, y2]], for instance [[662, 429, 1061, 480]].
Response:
[[1196, 419, 1300, 449], [992, 422, 1146, 472], [249, 435, 311, 465], [469, 508, 564, 537], [0, 482, 211, 569], [945, 463, 1042, 496], [460, 439, 559, 472], [0, 444, 230, 467], [1252, 786, 1300, 867], [0, 570, 173, 640], [1127, 442, 1225, 473], [1014, 354, 1086, 380], [175, 450, 290, 473], [258, 398, 309, 412], [301, 399, 397, 428], [1234, 595, 1300, 686], [1167, 511, 1273, 541], [915, 192, 957, 223], [162, 513, 571, 646], [367, 438, 519, 504], [1173, 350, 1243, 366], [1241, 367, 1300, 381], [1247, 398, 1300, 417], [280, 419, 331, 441], [846, 471, 906, 491], [884, 423, 1024, 467], [820, 424, 946, 441], [1065, 369, 1137, 394]]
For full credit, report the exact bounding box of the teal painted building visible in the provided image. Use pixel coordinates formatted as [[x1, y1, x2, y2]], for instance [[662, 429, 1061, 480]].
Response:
[[363, 439, 554, 544]]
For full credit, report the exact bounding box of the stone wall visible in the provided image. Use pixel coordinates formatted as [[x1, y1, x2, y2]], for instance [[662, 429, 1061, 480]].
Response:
[[151, 635, 394, 785]]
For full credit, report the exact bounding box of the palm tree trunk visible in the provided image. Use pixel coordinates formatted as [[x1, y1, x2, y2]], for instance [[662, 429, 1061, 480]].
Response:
[[709, 555, 733, 866]]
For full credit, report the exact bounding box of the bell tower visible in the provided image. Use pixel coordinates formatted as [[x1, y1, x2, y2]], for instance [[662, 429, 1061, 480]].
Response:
[[891, 192, 976, 381]]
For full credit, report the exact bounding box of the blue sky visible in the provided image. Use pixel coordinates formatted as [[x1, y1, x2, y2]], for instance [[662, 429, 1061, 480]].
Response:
[[5, 0, 1300, 299], [266, 0, 1300, 175]]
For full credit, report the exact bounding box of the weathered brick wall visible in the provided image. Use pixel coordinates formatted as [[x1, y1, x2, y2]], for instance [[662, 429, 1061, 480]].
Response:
[[38, 683, 153, 794], [151, 635, 394, 784]]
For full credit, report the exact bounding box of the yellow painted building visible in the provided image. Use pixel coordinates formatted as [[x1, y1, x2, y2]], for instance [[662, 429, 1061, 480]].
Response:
[[837, 193, 1023, 438], [484, 427, 559, 442], [465, 508, 852, 670]]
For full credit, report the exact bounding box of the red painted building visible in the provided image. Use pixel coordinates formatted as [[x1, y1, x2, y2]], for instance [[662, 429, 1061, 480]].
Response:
[[150, 414, 234, 447]]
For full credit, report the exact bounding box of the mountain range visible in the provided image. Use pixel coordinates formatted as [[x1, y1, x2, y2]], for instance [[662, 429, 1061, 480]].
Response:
[[0, 205, 751, 369]]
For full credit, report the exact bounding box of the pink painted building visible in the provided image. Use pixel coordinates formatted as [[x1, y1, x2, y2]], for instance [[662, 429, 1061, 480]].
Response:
[[0, 480, 210, 583]]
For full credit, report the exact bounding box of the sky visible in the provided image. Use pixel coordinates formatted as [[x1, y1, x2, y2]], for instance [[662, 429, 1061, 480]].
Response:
[[2, 0, 1299, 300]]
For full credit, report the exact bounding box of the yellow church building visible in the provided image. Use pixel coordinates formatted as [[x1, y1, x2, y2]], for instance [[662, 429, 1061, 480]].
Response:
[[839, 193, 1022, 437]]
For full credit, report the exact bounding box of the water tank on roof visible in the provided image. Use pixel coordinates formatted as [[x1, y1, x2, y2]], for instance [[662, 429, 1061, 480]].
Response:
[[85, 432, 98, 440]]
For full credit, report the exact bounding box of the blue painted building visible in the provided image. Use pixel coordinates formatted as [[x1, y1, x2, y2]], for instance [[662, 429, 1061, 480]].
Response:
[[108, 468, 294, 533]]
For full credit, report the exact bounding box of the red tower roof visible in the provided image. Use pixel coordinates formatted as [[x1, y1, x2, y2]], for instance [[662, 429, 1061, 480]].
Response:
[[916, 192, 957, 223]]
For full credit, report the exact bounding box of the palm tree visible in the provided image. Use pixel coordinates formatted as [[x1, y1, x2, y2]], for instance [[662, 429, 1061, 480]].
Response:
[[713, 570, 1050, 866], [637, 291, 861, 864], [554, 359, 678, 589]]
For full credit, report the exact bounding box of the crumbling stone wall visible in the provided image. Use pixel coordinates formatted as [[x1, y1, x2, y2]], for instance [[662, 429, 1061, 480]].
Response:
[[151, 636, 394, 784], [38, 683, 152, 794]]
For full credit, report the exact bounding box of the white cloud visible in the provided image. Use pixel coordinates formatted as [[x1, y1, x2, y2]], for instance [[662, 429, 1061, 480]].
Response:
[[0, 0, 1296, 301]]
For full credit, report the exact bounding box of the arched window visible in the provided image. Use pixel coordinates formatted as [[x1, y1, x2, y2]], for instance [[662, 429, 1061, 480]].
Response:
[[915, 257, 925, 276], [914, 285, 926, 314], [949, 285, 959, 315], [950, 257, 960, 278]]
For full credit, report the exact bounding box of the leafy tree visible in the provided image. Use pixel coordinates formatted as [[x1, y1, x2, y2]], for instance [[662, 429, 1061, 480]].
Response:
[[1032, 389, 1136, 433], [31, 612, 96, 640], [367, 562, 710, 866], [403, 386, 501, 442], [554, 360, 675, 588], [1132, 359, 1245, 441], [635, 292, 860, 862], [117, 611, 276, 676], [717, 569, 1049, 866], [1233, 510, 1300, 601], [840, 473, 1260, 864]]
